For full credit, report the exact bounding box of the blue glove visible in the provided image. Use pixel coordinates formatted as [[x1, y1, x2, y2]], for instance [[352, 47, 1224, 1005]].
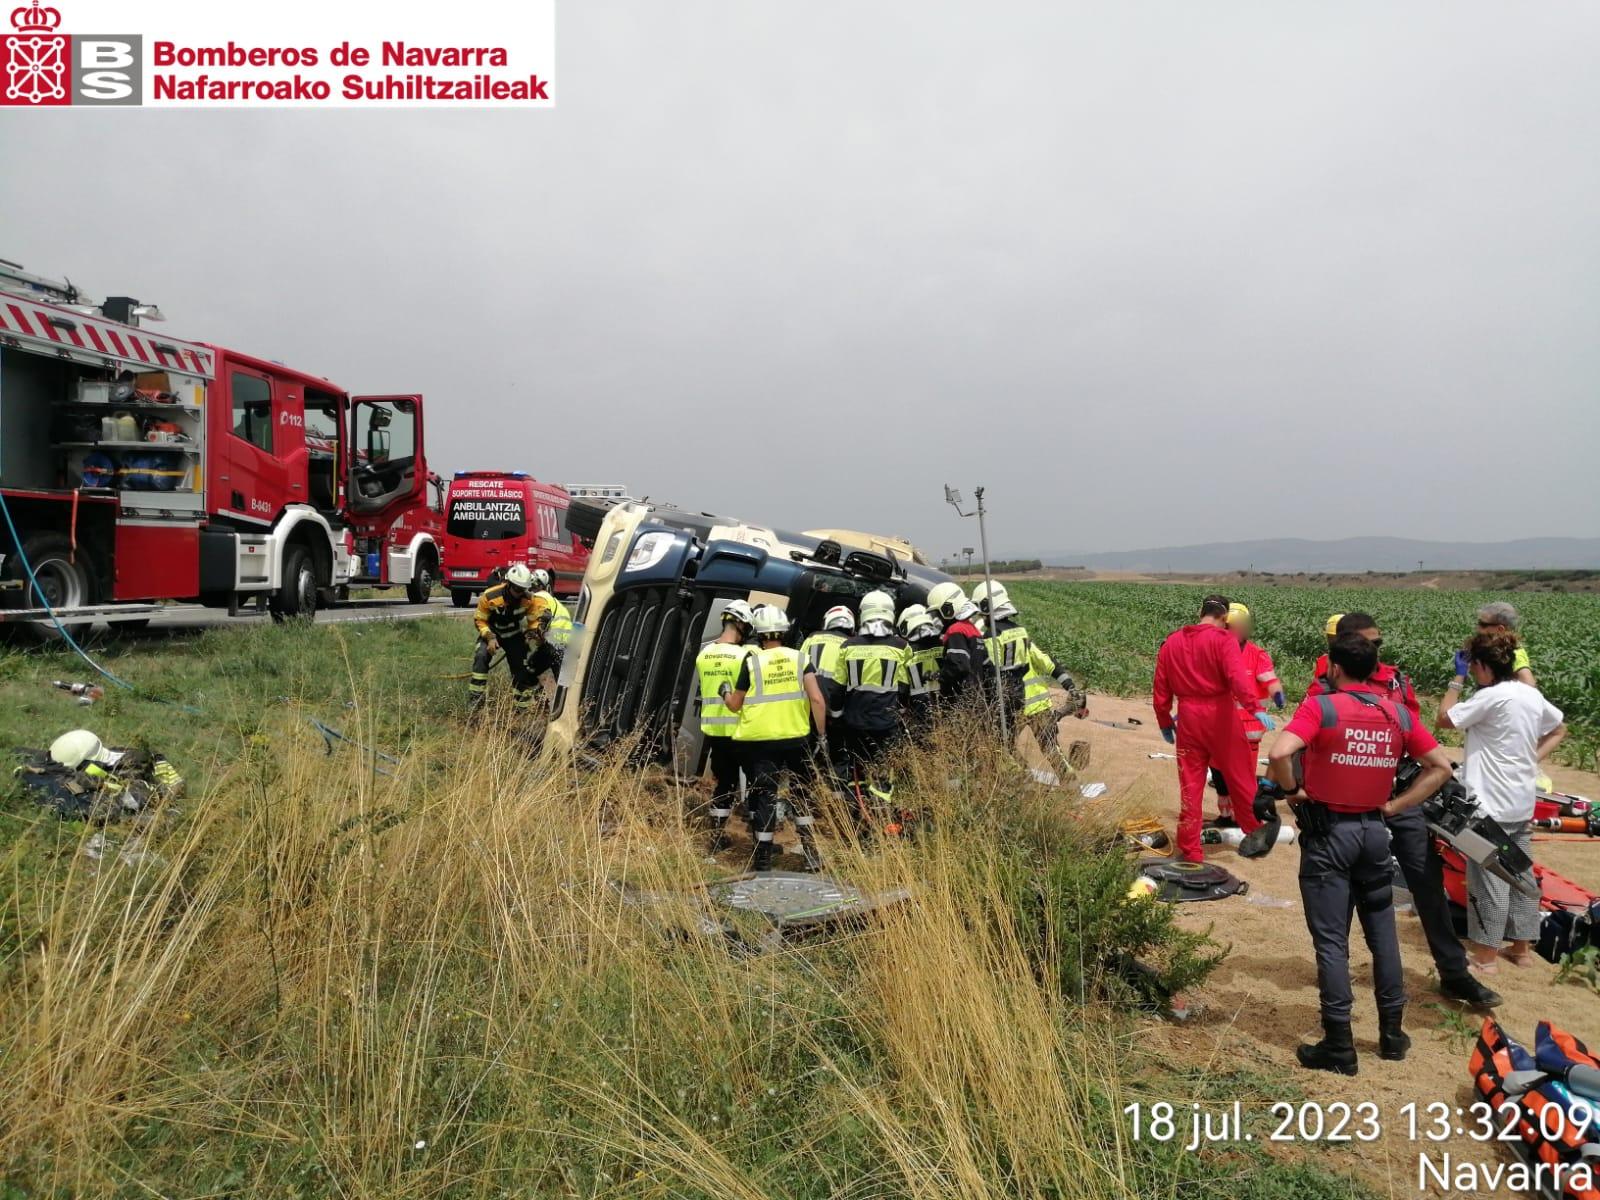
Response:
[[1161, 727, 1176, 745], [1271, 690, 1286, 710], [1453, 650, 1471, 677], [1255, 711, 1274, 731]]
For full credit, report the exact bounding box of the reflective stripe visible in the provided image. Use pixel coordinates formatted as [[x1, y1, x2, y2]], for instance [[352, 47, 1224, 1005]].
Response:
[[745, 654, 805, 704], [700, 714, 739, 727]]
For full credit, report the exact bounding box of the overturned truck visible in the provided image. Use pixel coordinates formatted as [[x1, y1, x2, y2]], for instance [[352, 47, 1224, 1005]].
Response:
[[545, 497, 954, 773]]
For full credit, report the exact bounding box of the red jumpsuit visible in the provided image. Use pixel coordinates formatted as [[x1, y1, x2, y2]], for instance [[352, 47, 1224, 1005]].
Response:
[[1153, 623, 1262, 861], [1236, 641, 1282, 747], [1306, 657, 1420, 721]]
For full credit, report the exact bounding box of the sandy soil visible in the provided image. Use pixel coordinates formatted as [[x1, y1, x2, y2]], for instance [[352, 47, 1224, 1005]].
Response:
[[1055, 693, 1600, 1199]]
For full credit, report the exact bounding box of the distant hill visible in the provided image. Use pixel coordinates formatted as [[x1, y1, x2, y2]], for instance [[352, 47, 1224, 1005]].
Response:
[[1042, 537, 1600, 574]]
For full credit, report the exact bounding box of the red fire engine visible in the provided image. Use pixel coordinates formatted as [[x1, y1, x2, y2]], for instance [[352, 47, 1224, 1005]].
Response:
[[441, 472, 616, 606], [0, 261, 443, 633]]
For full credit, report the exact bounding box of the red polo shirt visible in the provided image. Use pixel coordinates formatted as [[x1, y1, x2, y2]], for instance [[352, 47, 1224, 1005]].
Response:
[[1283, 682, 1438, 812]]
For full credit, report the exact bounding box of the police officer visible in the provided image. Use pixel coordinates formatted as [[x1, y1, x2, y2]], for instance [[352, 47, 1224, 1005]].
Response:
[[837, 589, 909, 823], [972, 581, 1030, 723], [924, 582, 990, 704], [723, 605, 828, 871], [899, 603, 944, 730], [694, 599, 756, 851], [800, 605, 854, 787], [469, 563, 553, 716], [1308, 613, 1501, 1010], [1268, 632, 1453, 1074]]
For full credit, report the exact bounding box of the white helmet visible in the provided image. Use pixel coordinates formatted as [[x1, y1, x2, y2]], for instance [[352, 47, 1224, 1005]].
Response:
[[822, 605, 856, 633], [529, 567, 552, 592], [898, 603, 939, 640], [49, 729, 122, 769], [751, 605, 792, 638], [927, 581, 979, 623], [503, 563, 535, 591], [722, 599, 756, 631], [972, 580, 1017, 620], [858, 590, 896, 626]]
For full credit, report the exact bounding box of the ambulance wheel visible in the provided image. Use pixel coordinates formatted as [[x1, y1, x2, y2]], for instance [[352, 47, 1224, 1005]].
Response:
[[450, 589, 473, 609], [1, 533, 98, 642], [270, 546, 318, 622], [406, 549, 438, 604]]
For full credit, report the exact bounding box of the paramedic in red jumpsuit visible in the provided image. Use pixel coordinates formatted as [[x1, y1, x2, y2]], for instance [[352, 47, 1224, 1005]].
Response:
[[1153, 595, 1263, 861]]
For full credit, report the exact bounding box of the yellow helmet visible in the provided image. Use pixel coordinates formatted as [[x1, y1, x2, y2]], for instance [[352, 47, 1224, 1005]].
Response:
[[1226, 602, 1251, 628], [1324, 613, 1344, 637]]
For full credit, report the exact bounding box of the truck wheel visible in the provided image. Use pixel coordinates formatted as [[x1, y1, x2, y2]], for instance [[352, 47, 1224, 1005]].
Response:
[[1, 533, 99, 642], [564, 496, 615, 544], [407, 549, 438, 604], [269, 546, 318, 622], [450, 589, 473, 609]]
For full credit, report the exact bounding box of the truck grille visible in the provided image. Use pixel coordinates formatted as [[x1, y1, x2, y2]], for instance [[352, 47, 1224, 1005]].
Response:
[[578, 585, 708, 761]]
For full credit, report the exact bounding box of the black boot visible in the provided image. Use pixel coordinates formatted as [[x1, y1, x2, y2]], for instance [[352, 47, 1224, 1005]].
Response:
[[1378, 1008, 1411, 1061], [1296, 1019, 1358, 1076], [751, 838, 775, 872], [1439, 974, 1502, 1010]]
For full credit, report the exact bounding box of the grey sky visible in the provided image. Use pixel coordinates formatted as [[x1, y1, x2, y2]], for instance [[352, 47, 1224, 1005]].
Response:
[[4, 1, 1597, 559]]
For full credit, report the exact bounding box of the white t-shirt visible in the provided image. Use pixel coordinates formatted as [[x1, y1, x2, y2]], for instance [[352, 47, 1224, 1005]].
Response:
[[1447, 683, 1564, 823]]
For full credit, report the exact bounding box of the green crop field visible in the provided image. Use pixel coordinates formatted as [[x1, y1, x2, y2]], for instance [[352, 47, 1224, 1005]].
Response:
[[1011, 581, 1600, 765]]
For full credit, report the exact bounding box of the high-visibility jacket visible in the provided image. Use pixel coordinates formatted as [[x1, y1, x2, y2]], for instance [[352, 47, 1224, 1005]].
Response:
[[838, 634, 909, 734], [1022, 644, 1067, 717], [906, 638, 942, 700], [734, 646, 813, 742], [474, 583, 550, 643], [800, 630, 847, 716], [696, 640, 750, 738], [535, 590, 574, 649]]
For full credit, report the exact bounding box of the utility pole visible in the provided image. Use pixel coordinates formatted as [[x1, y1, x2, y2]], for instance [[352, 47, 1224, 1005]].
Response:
[[945, 485, 1008, 741]]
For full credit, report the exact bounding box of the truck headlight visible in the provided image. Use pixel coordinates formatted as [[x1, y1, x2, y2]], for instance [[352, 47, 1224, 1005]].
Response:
[[624, 531, 673, 574]]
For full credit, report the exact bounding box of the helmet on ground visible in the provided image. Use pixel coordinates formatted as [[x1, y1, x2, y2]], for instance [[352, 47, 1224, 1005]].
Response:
[[897, 603, 929, 637], [1226, 602, 1252, 629], [927, 581, 979, 622], [1324, 613, 1343, 637], [722, 599, 756, 631], [858, 590, 896, 626], [529, 567, 552, 592], [752, 605, 792, 638], [822, 605, 856, 633], [972, 580, 1017, 619], [49, 729, 121, 770], [503, 563, 535, 591]]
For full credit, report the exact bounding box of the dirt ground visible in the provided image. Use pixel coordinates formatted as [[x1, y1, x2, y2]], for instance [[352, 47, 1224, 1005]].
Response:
[[1056, 693, 1600, 1199]]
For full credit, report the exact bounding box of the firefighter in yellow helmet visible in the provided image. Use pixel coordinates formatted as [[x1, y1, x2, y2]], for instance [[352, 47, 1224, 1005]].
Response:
[[469, 563, 553, 716], [695, 599, 756, 851], [837, 589, 909, 824], [723, 604, 828, 871]]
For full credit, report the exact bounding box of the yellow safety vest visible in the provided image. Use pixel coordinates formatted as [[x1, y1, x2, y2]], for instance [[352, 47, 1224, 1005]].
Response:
[[536, 591, 574, 649], [982, 624, 1032, 677], [799, 630, 846, 682], [733, 646, 812, 742], [839, 640, 909, 695], [695, 641, 750, 738], [906, 643, 942, 698], [1023, 644, 1061, 716]]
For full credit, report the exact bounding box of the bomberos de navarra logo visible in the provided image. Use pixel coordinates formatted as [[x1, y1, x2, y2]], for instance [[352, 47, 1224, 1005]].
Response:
[[0, 0, 554, 107]]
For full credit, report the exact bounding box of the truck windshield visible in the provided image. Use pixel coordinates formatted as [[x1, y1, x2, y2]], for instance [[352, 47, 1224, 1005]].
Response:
[[448, 496, 526, 540]]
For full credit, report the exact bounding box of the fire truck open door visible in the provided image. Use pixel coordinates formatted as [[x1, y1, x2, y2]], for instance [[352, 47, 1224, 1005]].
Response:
[[347, 395, 424, 515]]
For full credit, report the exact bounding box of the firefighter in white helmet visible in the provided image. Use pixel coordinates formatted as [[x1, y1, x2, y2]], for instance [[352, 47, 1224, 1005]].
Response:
[[469, 562, 553, 716], [722, 604, 828, 871], [836, 589, 909, 823], [527, 567, 573, 687], [972, 580, 1032, 723], [924, 581, 989, 704], [899, 603, 944, 730], [695, 599, 757, 851], [800, 604, 854, 788]]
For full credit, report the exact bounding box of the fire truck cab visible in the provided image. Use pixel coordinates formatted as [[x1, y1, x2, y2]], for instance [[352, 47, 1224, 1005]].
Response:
[[0, 263, 440, 632]]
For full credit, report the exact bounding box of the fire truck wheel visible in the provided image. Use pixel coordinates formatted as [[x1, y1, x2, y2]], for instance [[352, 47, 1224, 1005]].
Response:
[[269, 546, 319, 622], [1, 533, 98, 642], [450, 589, 473, 609], [406, 549, 438, 605]]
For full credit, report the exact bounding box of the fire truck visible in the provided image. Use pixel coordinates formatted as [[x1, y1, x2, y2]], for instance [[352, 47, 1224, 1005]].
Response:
[[439, 471, 607, 606], [0, 260, 443, 634]]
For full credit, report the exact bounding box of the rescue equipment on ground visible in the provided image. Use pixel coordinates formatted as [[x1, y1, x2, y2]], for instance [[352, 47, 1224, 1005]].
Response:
[[1394, 758, 1540, 901], [1469, 1018, 1600, 1198], [1118, 817, 1173, 857], [1136, 858, 1249, 903], [16, 738, 184, 822]]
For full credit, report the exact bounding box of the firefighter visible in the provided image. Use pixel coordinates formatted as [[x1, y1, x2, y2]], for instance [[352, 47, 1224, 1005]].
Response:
[[527, 568, 572, 686], [1151, 594, 1264, 862], [899, 603, 944, 730], [695, 599, 756, 851], [800, 605, 854, 789], [1309, 612, 1502, 1010], [1268, 633, 1454, 1073], [925, 582, 989, 705], [971, 581, 1030, 722], [723, 604, 828, 871], [469, 563, 553, 717], [837, 590, 910, 825], [1020, 639, 1089, 773], [1208, 602, 1283, 821]]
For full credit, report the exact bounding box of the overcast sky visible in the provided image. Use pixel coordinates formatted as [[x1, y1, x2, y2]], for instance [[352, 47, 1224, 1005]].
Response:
[[4, 1, 1597, 559]]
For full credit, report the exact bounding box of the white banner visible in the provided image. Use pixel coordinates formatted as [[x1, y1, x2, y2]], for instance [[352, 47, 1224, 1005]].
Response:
[[1, 0, 555, 108]]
